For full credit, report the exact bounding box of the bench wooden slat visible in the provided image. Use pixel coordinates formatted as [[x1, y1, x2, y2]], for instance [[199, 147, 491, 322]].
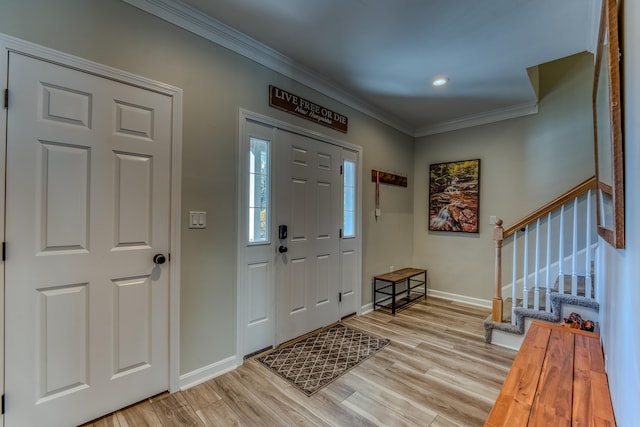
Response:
[[586, 333, 606, 373], [486, 321, 616, 426], [573, 334, 595, 424], [529, 329, 574, 426], [586, 337, 616, 426], [484, 397, 531, 427], [485, 324, 550, 425], [373, 268, 426, 282]]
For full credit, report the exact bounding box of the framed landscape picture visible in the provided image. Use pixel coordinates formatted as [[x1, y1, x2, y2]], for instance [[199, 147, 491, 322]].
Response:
[[429, 159, 480, 233]]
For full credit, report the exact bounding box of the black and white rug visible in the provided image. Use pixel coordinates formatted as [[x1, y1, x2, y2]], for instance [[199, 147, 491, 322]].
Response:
[[257, 323, 389, 396]]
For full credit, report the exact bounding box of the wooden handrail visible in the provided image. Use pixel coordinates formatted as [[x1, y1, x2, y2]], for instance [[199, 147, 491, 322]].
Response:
[[503, 176, 596, 238], [491, 176, 596, 323]]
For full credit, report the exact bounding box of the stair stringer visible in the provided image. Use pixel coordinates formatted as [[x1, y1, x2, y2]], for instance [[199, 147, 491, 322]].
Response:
[[483, 292, 599, 344]]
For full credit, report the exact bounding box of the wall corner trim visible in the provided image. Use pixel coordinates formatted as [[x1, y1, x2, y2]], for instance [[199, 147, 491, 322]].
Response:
[[179, 356, 239, 391]]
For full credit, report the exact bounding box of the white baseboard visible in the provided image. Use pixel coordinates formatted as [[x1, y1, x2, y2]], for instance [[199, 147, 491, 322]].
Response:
[[491, 328, 525, 350], [360, 302, 373, 315], [362, 291, 491, 314], [427, 289, 492, 308], [179, 355, 238, 390]]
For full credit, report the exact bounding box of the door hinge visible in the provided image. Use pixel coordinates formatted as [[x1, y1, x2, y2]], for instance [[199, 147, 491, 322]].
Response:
[[2, 242, 6, 262], [339, 292, 342, 302], [340, 164, 343, 175], [2, 394, 5, 415], [3, 89, 7, 109], [339, 229, 343, 238]]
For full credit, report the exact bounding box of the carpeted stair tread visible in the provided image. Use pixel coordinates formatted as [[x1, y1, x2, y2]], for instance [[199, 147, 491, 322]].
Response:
[[483, 292, 599, 342]]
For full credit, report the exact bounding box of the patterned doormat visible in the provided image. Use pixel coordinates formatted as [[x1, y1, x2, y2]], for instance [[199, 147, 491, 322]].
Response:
[[257, 323, 389, 396]]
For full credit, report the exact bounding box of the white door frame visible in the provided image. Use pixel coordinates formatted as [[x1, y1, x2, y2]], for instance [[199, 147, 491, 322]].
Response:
[[0, 33, 183, 396], [236, 109, 362, 360]]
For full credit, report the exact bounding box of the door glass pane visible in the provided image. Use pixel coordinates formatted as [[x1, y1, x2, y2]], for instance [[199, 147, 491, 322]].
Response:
[[343, 160, 356, 238], [249, 137, 269, 243], [344, 160, 355, 184]]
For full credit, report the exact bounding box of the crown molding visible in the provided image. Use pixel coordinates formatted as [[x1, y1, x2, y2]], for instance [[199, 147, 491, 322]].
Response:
[[414, 101, 539, 137], [123, 0, 415, 135], [123, 0, 550, 138]]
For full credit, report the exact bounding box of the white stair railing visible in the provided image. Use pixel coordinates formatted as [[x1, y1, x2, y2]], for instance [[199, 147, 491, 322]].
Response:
[[509, 230, 517, 322], [492, 178, 597, 324], [585, 191, 593, 298], [558, 204, 565, 295]]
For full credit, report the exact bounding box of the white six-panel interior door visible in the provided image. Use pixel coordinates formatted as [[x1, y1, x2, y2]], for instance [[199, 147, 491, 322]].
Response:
[[4, 51, 174, 427], [239, 114, 361, 358]]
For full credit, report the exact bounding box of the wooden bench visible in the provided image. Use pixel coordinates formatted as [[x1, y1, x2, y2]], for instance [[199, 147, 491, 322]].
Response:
[[373, 268, 427, 315], [486, 320, 616, 426]]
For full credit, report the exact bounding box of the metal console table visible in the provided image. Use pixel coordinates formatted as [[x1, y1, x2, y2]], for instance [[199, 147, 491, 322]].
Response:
[[373, 268, 427, 315]]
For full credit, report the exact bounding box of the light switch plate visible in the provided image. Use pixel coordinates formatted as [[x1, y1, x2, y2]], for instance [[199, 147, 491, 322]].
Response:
[[189, 211, 207, 229]]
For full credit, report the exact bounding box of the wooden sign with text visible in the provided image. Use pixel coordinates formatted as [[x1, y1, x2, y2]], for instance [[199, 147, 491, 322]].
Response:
[[371, 170, 408, 187], [269, 85, 348, 133]]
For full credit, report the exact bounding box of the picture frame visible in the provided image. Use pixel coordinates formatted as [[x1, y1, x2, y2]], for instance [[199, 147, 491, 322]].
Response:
[[429, 159, 480, 233], [593, 0, 625, 248]]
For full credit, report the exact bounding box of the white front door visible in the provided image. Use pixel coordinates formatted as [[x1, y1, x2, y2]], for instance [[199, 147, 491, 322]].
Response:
[[5, 53, 172, 426], [275, 130, 341, 344]]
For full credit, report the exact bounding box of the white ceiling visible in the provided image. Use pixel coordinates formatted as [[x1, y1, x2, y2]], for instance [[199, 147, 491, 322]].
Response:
[[132, 0, 600, 136]]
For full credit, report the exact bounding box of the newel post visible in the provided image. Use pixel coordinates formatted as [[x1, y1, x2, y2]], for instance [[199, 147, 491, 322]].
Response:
[[492, 219, 504, 322]]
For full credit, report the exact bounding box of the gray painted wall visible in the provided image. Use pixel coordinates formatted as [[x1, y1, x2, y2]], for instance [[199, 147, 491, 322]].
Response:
[[6, 6, 633, 422], [412, 52, 595, 301], [598, 2, 640, 425], [0, 0, 414, 375]]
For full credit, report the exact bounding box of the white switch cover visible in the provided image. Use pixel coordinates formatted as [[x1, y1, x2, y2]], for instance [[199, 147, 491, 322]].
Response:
[[489, 215, 497, 225], [189, 211, 207, 229]]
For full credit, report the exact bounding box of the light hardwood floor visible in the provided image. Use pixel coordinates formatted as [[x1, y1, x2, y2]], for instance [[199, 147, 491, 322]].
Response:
[[82, 297, 516, 427]]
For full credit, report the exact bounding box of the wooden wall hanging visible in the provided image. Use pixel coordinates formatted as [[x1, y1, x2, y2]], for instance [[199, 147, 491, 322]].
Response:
[[371, 170, 407, 187], [269, 85, 348, 133]]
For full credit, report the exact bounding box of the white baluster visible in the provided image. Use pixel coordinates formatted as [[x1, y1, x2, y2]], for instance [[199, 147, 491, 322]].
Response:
[[534, 219, 540, 311], [593, 239, 604, 301], [523, 225, 529, 309], [558, 204, 565, 294], [512, 230, 518, 325], [585, 189, 593, 298], [572, 197, 578, 296], [545, 212, 552, 312]]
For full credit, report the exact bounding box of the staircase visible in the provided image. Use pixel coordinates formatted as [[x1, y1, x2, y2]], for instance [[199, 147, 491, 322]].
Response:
[[484, 177, 599, 349]]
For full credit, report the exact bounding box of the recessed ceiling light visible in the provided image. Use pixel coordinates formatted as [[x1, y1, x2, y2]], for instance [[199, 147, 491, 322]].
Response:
[[432, 76, 449, 87]]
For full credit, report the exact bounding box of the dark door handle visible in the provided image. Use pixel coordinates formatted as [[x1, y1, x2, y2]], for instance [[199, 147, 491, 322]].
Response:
[[278, 246, 288, 253], [153, 253, 167, 265]]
